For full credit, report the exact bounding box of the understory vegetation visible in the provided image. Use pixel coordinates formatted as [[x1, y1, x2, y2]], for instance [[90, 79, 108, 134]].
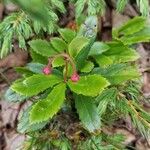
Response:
[[2, 0, 150, 149]]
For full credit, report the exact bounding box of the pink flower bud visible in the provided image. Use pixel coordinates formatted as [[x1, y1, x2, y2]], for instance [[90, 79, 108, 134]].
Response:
[[42, 66, 52, 75], [71, 72, 80, 82]]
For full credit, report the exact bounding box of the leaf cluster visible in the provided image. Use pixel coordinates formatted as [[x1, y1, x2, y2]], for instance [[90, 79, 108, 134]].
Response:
[[4, 16, 150, 149]]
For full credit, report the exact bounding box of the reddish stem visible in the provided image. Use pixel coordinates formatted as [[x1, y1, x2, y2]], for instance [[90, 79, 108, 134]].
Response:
[[48, 53, 77, 77]]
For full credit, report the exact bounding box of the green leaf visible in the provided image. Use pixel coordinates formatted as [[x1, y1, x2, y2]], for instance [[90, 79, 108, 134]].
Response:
[[52, 57, 65, 68], [94, 54, 113, 67], [104, 42, 139, 63], [11, 74, 62, 96], [80, 61, 94, 73], [107, 66, 140, 85], [75, 95, 101, 132], [76, 38, 95, 70], [117, 17, 146, 36], [67, 74, 110, 97], [58, 28, 76, 43], [69, 36, 89, 57], [30, 83, 66, 123], [29, 39, 57, 57], [121, 27, 150, 45], [17, 106, 48, 133], [4, 88, 27, 103], [92, 64, 140, 85], [88, 42, 109, 56], [15, 67, 34, 77], [30, 49, 48, 64], [26, 63, 45, 74], [96, 88, 117, 115], [51, 37, 67, 52]]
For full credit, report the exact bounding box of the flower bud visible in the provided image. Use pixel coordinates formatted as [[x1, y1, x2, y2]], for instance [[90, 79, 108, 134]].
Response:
[[42, 66, 52, 75], [71, 72, 80, 82]]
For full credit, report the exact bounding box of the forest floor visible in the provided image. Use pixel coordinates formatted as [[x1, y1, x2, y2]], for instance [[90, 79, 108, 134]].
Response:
[[0, 1, 150, 150]]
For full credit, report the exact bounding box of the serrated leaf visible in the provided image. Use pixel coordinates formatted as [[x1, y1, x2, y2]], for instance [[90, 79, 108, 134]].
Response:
[[80, 61, 94, 73], [104, 42, 139, 63], [30, 49, 48, 64], [52, 57, 65, 68], [30, 83, 66, 123], [75, 95, 101, 132], [4, 88, 27, 103], [15, 67, 34, 77], [92, 64, 140, 85], [11, 74, 62, 96], [51, 37, 67, 52], [121, 27, 150, 45], [117, 16, 146, 36], [88, 42, 109, 56], [76, 38, 95, 70], [69, 37, 89, 57], [67, 75, 110, 97], [94, 54, 113, 68], [107, 66, 140, 85], [17, 106, 48, 133], [58, 28, 76, 43], [26, 63, 45, 74], [29, 39, 57, 57]]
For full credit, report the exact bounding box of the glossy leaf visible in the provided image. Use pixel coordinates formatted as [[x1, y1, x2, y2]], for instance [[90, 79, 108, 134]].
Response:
[[121, 27, 150, 45], [5, 88, 27, 103], [117, 17, 146, 36], [88, 42, 109, 56], [76, 37, 95, 70], [29, 39, 57, 57], [15, 67, 34, 77], [75, 95, 101, 132], [92, 64, 140, 85], [26, 63, 45, 74], [30, 49, 48, 64], [107, 66, 140, 85], [94, 54, 113, 67], [51, 37, 67, 52], [52, 57, 65, 68], [11, 74, 62, 96], [104, 42, 139, 63], [69, 37, 89, 57], [80, 61, 94, 73], [58, 28, 76, 43], [30, 83, 66, 123], [67, 74, 110, 97], [17, 106, 48, 133]]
